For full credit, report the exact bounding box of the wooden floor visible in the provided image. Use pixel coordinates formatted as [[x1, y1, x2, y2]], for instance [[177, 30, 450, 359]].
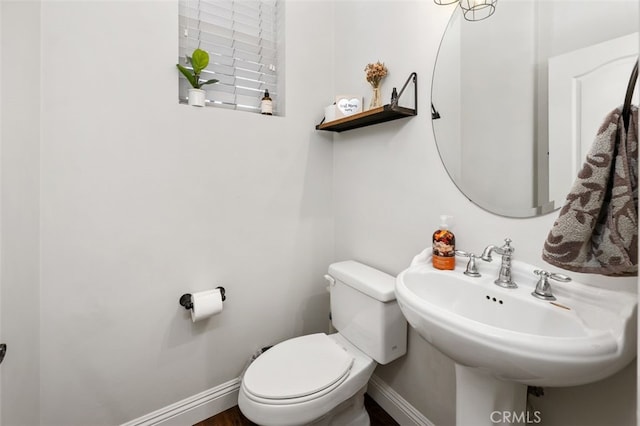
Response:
[[194, 393, 399, 426]]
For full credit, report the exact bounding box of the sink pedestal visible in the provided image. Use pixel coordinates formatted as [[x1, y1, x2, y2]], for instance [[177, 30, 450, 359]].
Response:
[[455, 365, 527, 426]]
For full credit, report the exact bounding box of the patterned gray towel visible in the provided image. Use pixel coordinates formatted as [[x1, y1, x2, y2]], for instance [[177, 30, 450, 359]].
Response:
[[542, 106, 638, 276]]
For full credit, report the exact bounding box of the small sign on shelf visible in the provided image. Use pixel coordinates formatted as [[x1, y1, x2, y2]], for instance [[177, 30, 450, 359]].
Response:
[[324, 95, 363, 123], [335, 95, 363, 117]]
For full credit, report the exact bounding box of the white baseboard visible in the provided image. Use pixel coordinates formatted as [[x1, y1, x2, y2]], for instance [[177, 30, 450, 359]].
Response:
[[367, 374, 435, 426], [121, 373, 432, 426], [120, 378, 241, 426]]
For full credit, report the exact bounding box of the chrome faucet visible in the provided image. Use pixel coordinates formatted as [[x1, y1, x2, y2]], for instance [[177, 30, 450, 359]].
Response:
[[481, 238, 517, 288], [531, 269, 572, 301]]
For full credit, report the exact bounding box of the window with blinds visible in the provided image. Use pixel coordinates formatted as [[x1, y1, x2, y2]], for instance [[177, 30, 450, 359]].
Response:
[[178, 0, 281, 114]]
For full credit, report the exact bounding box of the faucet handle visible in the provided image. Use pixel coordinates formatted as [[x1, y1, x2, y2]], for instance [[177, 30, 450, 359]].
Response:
[[533, 269, 571, 282], [532, 269, 572, 301], [455, 250, 481, 277]]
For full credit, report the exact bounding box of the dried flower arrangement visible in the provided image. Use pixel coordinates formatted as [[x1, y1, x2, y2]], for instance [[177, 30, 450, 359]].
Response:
[[364, 61, 388, 88]]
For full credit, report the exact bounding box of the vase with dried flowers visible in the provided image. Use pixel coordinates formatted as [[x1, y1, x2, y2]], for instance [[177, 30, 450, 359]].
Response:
[[364, 61, 388, 109]]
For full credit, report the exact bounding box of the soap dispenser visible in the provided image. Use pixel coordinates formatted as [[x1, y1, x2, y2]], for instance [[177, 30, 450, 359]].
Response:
[[432, 215, 455, 270]]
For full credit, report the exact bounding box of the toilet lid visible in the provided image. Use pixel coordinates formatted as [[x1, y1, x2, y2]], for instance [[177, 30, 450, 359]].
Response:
[[243, 333, 354, 400]]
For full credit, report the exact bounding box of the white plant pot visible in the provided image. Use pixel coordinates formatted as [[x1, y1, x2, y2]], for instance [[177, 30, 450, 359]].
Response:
[[188, 88, 206, 107]]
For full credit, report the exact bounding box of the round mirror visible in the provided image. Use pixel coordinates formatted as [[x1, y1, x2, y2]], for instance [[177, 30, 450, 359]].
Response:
[[432, 0, 639, 218]]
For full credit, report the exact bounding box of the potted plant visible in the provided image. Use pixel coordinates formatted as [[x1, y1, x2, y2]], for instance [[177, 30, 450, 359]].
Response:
[[176, 48, 219, 107]]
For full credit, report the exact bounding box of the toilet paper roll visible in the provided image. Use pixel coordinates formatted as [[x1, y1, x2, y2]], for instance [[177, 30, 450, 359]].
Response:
[[190, 289, 224, 322]]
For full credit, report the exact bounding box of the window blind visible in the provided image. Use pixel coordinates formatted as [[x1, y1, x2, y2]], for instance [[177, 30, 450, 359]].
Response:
[[178, 0, 280, 114]]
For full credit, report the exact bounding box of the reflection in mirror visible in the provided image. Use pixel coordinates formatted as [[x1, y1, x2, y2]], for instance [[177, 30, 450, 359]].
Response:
[[432, 0, 639, 218]]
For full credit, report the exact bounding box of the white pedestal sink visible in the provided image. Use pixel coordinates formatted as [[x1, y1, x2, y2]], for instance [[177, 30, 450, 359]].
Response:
[[395, 250, 637, 426]]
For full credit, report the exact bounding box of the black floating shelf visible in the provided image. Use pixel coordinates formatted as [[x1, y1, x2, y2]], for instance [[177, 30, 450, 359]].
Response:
[[316, 72, 417, 133], [316, 104, 416, 132]]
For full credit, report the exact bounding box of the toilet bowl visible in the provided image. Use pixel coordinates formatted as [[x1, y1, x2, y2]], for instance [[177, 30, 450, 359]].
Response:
[[238, 333, 376, 426], [238, 261, 407, 426]]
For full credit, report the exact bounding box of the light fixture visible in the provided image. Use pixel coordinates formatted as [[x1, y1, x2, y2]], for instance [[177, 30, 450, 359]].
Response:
[[434, 0, 498, 22], [459, 0, 497, 21]]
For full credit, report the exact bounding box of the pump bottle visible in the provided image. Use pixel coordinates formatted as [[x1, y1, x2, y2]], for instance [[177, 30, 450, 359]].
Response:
[[432, 215, 455, 270]]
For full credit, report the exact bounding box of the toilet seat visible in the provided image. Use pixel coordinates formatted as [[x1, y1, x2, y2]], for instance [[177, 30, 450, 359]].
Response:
[[238, 333, 377, 426], [242, 333, 354, 403]]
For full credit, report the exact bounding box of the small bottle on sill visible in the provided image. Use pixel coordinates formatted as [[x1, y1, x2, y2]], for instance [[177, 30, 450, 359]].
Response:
[[261, 89, 273, 115]]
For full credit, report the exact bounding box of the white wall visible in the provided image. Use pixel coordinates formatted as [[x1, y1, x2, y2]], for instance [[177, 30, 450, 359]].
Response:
[[34, 1, 334, 425], [0, 1, 637, 425], [0, 1, 41, 425], [332, 1, 637, 426]]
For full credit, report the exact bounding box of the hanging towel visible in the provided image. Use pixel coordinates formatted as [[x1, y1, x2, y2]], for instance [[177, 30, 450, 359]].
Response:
[[542, 106, 638, 276]]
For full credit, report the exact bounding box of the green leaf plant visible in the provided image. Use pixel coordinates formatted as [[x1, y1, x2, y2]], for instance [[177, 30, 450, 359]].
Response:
[[176, 48, 219, 89]]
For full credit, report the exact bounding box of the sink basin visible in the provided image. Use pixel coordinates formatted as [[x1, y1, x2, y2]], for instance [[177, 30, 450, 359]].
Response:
[[395, 252, 637, 387]]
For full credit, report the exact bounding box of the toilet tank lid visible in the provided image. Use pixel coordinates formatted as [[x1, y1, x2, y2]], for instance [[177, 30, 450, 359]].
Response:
[[328, 260, 396, 302]]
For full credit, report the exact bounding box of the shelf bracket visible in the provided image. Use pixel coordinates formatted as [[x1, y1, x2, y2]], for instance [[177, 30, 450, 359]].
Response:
[[391, 72, 418, 115]]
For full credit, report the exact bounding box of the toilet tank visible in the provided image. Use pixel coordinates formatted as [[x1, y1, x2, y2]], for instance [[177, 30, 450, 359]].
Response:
[[328, 260, 407, 364]]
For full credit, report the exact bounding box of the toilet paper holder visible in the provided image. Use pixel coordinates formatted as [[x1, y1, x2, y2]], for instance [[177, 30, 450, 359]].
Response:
[[179, 287, 226, 310]]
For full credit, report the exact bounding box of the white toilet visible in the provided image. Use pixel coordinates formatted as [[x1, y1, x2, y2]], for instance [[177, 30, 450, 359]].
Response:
[[238, 260, 407, 426]]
